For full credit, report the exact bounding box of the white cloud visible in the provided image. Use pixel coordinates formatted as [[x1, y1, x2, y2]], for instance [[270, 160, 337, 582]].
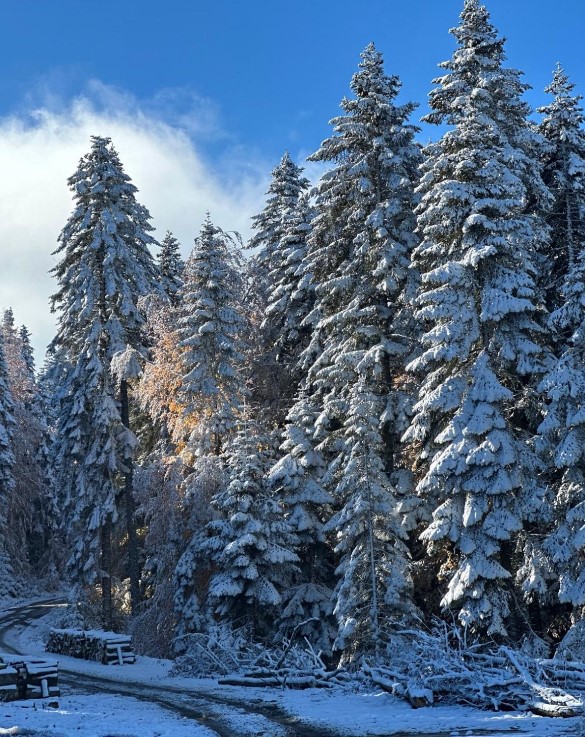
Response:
[[0, 82, 275, 362]]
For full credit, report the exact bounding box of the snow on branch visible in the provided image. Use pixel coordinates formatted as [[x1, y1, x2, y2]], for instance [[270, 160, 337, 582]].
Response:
[[363, 621, 585, 716], [111, 346, 143, 382]]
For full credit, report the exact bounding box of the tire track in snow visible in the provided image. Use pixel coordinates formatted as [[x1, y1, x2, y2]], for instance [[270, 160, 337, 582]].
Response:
[[0, 599, 339, 737]]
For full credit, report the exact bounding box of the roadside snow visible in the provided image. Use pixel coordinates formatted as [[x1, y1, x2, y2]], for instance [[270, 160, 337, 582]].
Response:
[[1, 693, 215, 737], [1, 598, 581, 737]]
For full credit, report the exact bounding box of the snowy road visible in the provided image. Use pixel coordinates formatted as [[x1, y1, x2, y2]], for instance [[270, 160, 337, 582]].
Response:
[[0, 599, 338, 737], [0, 599, 581, 737]]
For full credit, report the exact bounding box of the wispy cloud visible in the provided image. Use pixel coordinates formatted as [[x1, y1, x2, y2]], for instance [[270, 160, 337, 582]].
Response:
[[0, 82, 277, 361]]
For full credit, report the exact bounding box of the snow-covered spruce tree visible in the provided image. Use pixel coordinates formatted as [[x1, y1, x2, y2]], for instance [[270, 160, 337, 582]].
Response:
[[158, 230, 184, 305], [0, 332, 17, 597], [1, 312, 21, 377], [277, 43, 421, 659], [131, 453, 185, 656], [200, 419, 299, 636], [325, 377, 416, 661], [178, 216, 247, 457], [268, 391, 336, 651], [172, 220, 249, 641], [304, 41, 421, 427], [19, 325, 35, 378], [50, 136, 160, 625], [536, 68, 585, 616], [264, 193, 314, 385], [0, 312, 53, 576], [424, 0, 551, 285], [248, 152, 310, 299], [247, 154, 311, 425], [405, 0, 551, 636], [538, 66, 585, 313]]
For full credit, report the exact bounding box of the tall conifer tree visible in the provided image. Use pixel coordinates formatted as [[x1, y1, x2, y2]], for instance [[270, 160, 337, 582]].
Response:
[[178, 217, 247, 456], [248, 153, 310, 299], [50, 136, 160, 624], [201, 421, 299, 635], [538, 66, 585, 311], [247, 154, 312, 425], [405, 0, 551, 635], [537, 67, 585, 611], [157, 230, 184, 305], [280, 44, 421, 657], [263, 193, 315, 392], [0, 333, 16, 597]]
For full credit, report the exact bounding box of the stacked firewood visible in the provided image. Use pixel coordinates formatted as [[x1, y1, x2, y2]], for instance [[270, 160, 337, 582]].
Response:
[[0, 662, 19, 701], [0, 653, 59, 700], [22, 656, 61, 698], [46, 628, 135, 665]]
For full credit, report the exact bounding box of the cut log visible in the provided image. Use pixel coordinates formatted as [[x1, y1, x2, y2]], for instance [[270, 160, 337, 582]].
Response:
[[0, 666, 18, 687], [0, 683, 18, 702], [218, 675, 317, 688], [529, 701, 584, 718], [217, 665, 345, 689], [408, 686, 434, 708], [0, 664, 18, 701]]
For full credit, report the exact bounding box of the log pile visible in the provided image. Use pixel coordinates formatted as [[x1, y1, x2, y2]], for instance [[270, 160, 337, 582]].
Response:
[[0, 662, 19, 701], [46, 628, 135, 665], [218, 667, 350, 689], [0, 653, 59, 700], [20, 656, 60, 698], [363, 625, 585, 717]]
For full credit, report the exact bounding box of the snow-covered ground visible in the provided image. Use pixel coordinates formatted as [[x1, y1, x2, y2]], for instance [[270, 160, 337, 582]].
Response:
[[1, 693, 217, 737], [0, 598, 581, 737]]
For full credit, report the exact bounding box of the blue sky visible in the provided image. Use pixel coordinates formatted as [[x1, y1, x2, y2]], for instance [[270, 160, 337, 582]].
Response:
[[0, 0, 583, 356], [0, 0, 583, 157]]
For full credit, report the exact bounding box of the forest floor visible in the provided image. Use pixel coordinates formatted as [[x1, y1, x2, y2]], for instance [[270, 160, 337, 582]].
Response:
[[0, 597, 582, 737]]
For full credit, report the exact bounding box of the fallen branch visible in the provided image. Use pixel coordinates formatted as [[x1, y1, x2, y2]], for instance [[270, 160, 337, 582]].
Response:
[[362, 622, 585, 715]]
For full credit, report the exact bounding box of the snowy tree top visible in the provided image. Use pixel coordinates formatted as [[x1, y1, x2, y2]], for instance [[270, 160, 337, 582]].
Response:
[[50, 135, 161, 361]]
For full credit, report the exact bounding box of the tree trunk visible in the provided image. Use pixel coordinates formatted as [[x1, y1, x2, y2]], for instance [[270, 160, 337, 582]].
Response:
[[120, 378, 140, 614], [380, 355, 395, 476], [366, 491, 380, 663], [500, 540, 524, 641], [101, 516, 113, 630]]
